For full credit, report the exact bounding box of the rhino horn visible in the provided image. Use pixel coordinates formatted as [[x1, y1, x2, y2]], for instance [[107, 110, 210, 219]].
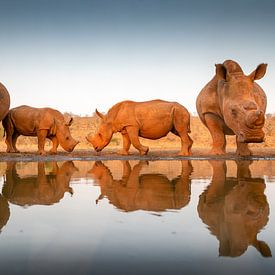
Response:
[[95, 109, 105, 119]]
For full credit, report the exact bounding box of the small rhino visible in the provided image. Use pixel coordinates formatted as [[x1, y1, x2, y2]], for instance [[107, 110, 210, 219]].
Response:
[[3, 105, 79, 155], [86, 99, 193, 155]]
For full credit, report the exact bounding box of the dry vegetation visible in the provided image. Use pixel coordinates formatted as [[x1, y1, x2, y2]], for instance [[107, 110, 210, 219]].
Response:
[[1, 113, 275, 153]]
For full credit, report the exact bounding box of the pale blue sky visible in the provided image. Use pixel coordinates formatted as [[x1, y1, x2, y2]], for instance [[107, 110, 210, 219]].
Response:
[[0, 0, 274, 115]]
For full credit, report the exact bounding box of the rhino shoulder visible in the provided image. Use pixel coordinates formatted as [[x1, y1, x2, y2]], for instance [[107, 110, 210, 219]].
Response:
[[107, 100, 136, 126], [197, 78, 222, 118]]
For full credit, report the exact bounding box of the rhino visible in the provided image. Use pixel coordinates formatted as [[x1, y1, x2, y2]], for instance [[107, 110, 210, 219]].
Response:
[[2, 161, 77, 207], [2, 105, 79, 155], [198, 160, 271, 257], [86, 100, 193, 155], [196, 60, 267, 156], [0, 82, 10, 121], [0, 194, 9, 232], [89, 160, 192, 212]]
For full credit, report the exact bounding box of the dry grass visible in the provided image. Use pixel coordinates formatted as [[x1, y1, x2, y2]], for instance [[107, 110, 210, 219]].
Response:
[[1, 114, 275, 153]]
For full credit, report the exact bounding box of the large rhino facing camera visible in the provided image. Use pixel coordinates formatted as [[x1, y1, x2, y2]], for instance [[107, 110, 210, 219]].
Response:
[[3, 105, 79, 155], [196, 60, 267, 156]]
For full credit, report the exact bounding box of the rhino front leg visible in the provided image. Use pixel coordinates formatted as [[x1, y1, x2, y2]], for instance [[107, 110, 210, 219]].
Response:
[[49, 136, 59, 154], [125, 126, 149, 155], [118, 132, 131, 155], [236, 138, 252, 156], [204, 113, 226, 155], [37, 130, 48, 155]]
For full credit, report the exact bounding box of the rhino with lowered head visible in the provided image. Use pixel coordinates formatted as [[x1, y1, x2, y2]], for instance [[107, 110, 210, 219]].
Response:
[[196, 60, 267, 156], [86, 99, 193, 155], [3, 105, 79, 155]]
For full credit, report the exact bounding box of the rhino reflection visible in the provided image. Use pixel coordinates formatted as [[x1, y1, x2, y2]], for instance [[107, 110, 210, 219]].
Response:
[[0, 195, 9, 232], [198, 161, 271, 257], [2, 161, 77, 207], [89, 160, 192, 212]]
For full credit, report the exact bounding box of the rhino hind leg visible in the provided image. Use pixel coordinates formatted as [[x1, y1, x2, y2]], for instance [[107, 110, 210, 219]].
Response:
[[236, 138, 252, 156], [125, 126, 149, 155], [172, 107, 193, 155], [3, 117, 19, 153], [118, 133, 131, 155], [11, 133, 20, 153], [204, 113, 226, 155]]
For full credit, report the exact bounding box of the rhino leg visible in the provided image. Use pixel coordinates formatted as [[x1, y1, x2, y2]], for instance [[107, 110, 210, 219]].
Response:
[[11, 133, 20, 153], [125, 126, 149, 155], [236, 138, 252, 156], [118, 133, 131, 155], [49, 136, 59, 154], [172, 111, 193, 156], [37, 129, 48, 155], [178, 134, 193, 156], [204, 113, 226, 155], [4, 119, 19, 153]]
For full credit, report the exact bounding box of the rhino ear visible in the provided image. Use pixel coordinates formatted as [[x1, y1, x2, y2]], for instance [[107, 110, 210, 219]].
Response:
[[95, 109, 105, 119], [249, 63, 267, 81], [215, 64, 227, 80], [65, 117, 73, 126]]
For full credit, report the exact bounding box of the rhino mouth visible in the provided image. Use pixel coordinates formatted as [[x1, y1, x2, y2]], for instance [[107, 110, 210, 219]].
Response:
[[237, 129, 265, 143], [94, 146, 103, 152]]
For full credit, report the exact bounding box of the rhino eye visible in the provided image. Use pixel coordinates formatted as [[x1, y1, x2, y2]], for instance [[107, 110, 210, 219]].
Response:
[[231, 107, 237, 117], [66, 137, 69, 140]]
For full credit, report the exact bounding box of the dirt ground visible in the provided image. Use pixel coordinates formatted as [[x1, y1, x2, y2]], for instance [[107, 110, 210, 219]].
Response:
[[1, 114, 275, 161]]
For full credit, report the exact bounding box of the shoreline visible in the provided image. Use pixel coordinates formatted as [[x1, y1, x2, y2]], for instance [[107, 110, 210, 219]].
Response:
[[1, 148, 275, 162]]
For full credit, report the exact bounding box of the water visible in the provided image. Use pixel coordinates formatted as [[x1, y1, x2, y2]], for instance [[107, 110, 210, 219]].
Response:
[[0, 160, 274, 275]]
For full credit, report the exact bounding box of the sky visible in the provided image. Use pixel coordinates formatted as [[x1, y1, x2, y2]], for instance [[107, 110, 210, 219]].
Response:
[[0, 0, 274, 116]]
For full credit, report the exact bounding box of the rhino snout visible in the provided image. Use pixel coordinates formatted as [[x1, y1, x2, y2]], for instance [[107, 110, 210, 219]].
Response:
[[66, 140, 79, 152], [245, 109, 265, 129], [237, 130, 265, 143]]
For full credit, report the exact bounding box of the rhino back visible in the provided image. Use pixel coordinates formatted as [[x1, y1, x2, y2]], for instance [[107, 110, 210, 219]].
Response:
[[116, 100, 176, 126], [10, 106, 47, 135]]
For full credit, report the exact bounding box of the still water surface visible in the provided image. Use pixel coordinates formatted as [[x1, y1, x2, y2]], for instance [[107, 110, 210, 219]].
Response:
[[0, 160, 274, 275]]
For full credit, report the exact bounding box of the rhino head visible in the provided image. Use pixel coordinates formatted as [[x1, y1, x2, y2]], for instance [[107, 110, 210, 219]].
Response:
[[86, 109, 114, 152], [55, 116, 79, 152], [216, 60, 267, 143]]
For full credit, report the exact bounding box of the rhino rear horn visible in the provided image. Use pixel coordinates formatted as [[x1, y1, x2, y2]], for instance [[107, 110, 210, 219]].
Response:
[[65, 117, 73, 126], [95, 109, 105, 119]]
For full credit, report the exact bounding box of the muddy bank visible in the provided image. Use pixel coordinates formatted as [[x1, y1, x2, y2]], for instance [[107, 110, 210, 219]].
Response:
[[1, 148, 275, 162]]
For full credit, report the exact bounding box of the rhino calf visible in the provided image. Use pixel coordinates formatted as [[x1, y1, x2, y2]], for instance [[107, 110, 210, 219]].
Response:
[[86, 100, 193, 155], [3, 105, 79, 155]]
